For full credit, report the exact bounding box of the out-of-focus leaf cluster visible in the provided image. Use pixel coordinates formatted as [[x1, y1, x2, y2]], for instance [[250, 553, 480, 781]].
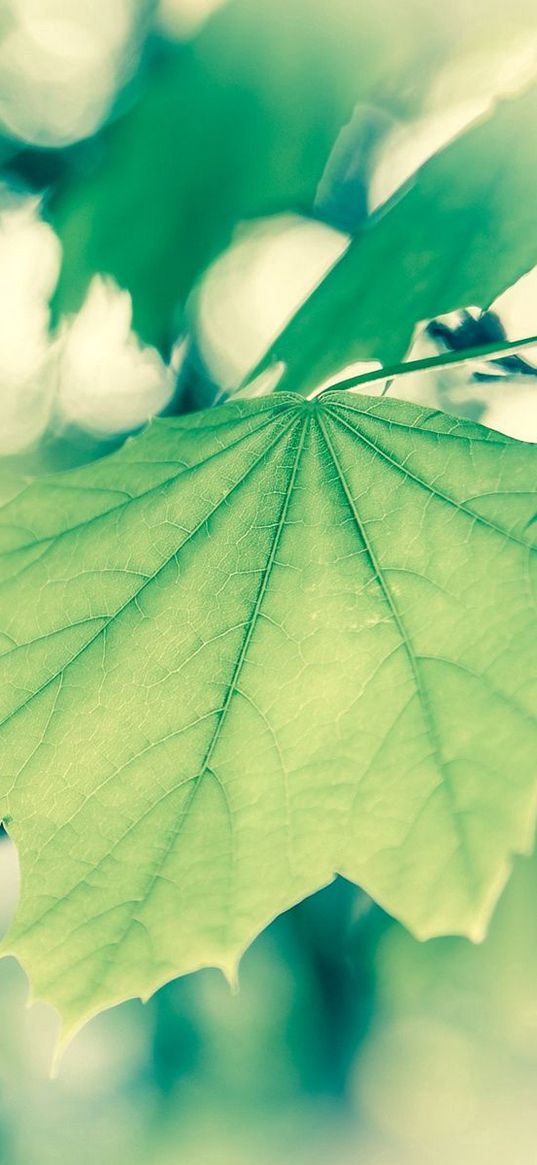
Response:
[[0, 0, 536, 458]]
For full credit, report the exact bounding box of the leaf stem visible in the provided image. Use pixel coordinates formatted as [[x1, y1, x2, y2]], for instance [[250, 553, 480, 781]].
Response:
[[310, 332, 537, 398]]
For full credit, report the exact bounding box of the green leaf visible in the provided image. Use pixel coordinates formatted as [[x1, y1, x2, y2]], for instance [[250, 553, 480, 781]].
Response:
[[0, 393, 535, 1040], [263, 83, 537, 395], [50, 0, 491, 348]]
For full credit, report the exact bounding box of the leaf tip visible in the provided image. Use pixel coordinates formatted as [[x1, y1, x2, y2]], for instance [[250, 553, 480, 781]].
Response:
[[218, 954, 241, 994]]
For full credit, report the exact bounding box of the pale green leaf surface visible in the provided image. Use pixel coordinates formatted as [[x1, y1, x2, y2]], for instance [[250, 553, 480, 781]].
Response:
[[0, 393, 535, 1039], [265, 84, 537, 395]]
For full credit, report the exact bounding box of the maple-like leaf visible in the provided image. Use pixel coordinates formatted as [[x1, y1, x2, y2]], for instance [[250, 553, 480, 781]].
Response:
[[0, 392, 535, 1041]]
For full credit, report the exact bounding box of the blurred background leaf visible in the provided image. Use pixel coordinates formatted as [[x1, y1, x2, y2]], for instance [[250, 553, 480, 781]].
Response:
[[48, 0, 450, 348], [261, 81, 537, 396], [47, 0, 537, 352]]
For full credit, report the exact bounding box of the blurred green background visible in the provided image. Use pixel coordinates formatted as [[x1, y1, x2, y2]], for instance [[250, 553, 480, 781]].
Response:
[[0, 2, 536, 1161], [2, 839, 537, 1165]]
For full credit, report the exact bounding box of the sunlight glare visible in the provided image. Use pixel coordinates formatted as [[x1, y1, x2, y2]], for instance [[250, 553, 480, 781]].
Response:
[[0, 187, 60, 454], [55, 276, 175, 437]]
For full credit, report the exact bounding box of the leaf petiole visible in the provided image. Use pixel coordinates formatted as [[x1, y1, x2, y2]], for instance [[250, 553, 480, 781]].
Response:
[[309, 332, 537, 398]]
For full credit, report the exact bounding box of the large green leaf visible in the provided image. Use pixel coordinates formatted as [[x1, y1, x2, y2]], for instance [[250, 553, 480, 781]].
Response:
[[264, 83, 537, 395], [0, 392, 535, 1039]]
